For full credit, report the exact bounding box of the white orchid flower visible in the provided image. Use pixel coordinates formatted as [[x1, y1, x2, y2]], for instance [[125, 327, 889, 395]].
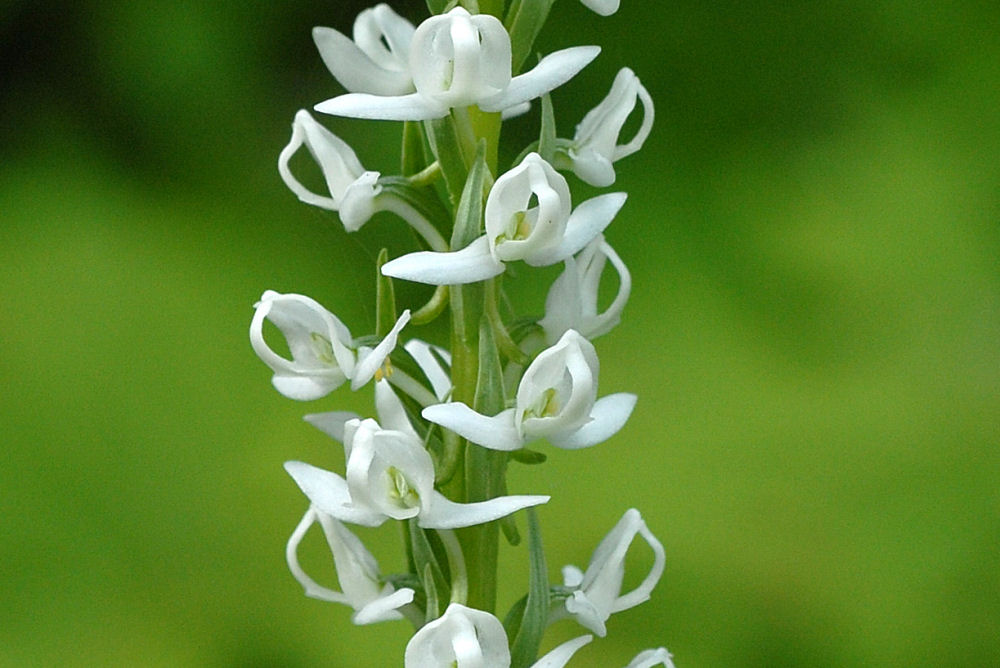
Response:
[[404, 603, 510, 667], [625, 648, 677, 668], [249, 290, 409, 400], [554, 68, 654, 187], [580, 0, 620, 17], [558, 509, 666, 637], [380, 154, 626, 285], [313, 4, 416, 96], [539, 235, 631, 344], [404, 603, 592, 668], [315, 8, 599, 121], [278, 110, 382, 231], [286, 384, 548, 529], [286, 506, 416, 624], [423, 330, 636, 451]]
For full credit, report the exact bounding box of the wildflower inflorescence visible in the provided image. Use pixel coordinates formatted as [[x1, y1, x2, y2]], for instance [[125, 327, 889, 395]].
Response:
[[252, 1, 670, 665]]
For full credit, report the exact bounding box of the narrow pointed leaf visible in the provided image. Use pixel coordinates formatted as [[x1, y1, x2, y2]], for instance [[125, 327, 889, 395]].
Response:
[[410, 519, 450, 620], [402, 120, 426, 177], [452, 140, 488, 249], [506, 0, 557, 74], [510, 508, 549, 668], [538, 92, 557, 163]]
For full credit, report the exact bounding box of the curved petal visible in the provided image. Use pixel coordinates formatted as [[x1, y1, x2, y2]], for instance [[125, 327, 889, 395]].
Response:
[[625, 648, 677, 668], [608, 512, 666, 613], [479, 46, 601, 112], [374, 380, 419, 438], [547, 392, 636, 449], [353, 587, 416, 625], [564, 591, 608, 636], [284, 461, 385, 526], [286, 508, 352, 605], [580, 0, 620, 16], [525, 192, 626, 266], [404, 339, 453, 400], [404, 604, 510, 668], [422, 403, 522, 451], [315, 92, 448, 121], [530, 635, 593, 668], [351, 309, 411, 390], [312, 26, 413, 96], [381, 236, 505, 286], [303, 411, 361, 442], [419, 491, 549, 529]]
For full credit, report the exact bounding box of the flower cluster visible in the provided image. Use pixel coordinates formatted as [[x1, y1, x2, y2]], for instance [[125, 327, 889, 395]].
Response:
[[253, 2, 668, 665]]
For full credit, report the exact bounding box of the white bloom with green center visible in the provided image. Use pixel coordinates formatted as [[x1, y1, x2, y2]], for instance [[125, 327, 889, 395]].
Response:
[[554, 67, 654, 187], [278, 110, 381, 231], [404, 603, 592, 668], [287, 383, 549, 529], [313, 4, 416, 96], [380, 154, 626, 285], [556, 508, 666, 637], [315, 7, 600, 121], [249, 290, 409, 400], [422, 330, 636, 450], [539, 235, 631, 344], [285, 506, 416, 624]]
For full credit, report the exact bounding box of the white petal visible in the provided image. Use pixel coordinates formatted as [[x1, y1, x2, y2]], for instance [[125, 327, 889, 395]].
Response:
[[422, 403, 523, 451], [479, 46, 601, 112], [419, 491, 549, 529], [381, 236, 505, 286], [351, 309, 411, 390], [625, 648, 676, 668], [530, 635, 593, 668], [284, 461, 385, 526], [315, 92, 448, 121], [286, 508, 352, 605], [580, 0, 620, 16], [304, 411, 361, 442], [313, 22, 413, 96], [404, 339, 453, 400], [404, 603, 510, 668], [525, 192, 626, 266], [374, 380, 419, 438], [564, 591, 608, 636], [352, 587, 416, 625], [547, 392, 636, 449]]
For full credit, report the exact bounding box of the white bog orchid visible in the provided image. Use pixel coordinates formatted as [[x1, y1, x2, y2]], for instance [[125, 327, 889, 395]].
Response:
[[286, 506, 416, 624], [404, 603, 592, 668], [315, 7, 600, 121], [287, 383, 549, 529], [423, 330, 636, 451], [250, 290, 409, 400], [625, 648, 677, 668], [313, 4, 416, 96], [539, 235, 631, 344], [558, 508, 666, 637], [278, 110, 381, 231], [554, 67, 654, 187], [380, 154, 626, 285]]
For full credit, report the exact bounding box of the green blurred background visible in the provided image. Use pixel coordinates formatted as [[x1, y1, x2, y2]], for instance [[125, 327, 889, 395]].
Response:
[[2, 1, 998, 665]]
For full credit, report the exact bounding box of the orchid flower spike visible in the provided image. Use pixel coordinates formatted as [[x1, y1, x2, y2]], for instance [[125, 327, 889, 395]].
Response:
[[625, 648, 677, 668], [380, 154, 627, 286], [539, 235, 631, 344], [313, 4, 416, 96], [580, 0, 621, 17], [250, 290, 409, 400], [286, 507, 416, 624], [286, 383, 549, 529], [423, 330, 636, 451], [558, 508, 666, 637], [315, 7, 600, 121], [554, 68, 654, 187], [278, 110, 381, 231]]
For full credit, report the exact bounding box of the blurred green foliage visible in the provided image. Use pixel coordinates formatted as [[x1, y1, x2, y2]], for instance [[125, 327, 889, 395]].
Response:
[[2, 1, 998, 666]]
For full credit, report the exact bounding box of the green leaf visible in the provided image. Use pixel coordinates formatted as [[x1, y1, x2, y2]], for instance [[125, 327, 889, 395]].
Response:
[[425, 117, 470, 209], [506, 0, 556, 74], [509, 508, 549, 668], [401, 120, 427, 177], [375, 248, 397, 338], [410, 519, 451, 620], [452, 139, 488, 249], [426, 0, 450, 14], [538, 92, 558, 163]]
